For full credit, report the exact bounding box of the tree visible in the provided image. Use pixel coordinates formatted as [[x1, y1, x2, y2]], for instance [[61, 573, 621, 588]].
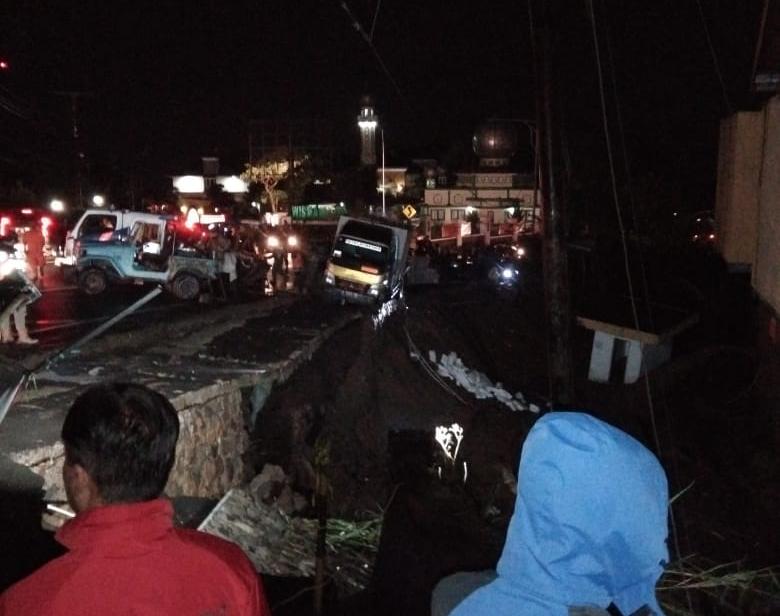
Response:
[[241, 149, 306, 214]]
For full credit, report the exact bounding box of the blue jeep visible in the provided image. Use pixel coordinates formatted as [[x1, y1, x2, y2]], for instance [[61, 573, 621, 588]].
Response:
[[75, 216, 219, 300]]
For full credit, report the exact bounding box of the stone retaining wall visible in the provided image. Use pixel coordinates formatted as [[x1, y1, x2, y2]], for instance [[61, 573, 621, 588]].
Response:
[[17, 383, 253, 502], [168, 385, 249, 498], [3, 307, 361, 503]]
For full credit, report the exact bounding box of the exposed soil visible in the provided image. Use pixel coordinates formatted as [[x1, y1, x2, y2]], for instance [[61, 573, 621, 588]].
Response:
[[252, 264, 780, 615]]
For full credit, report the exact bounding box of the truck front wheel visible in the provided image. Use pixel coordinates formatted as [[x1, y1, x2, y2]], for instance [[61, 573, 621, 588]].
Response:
[[78, 268, 108, 295]]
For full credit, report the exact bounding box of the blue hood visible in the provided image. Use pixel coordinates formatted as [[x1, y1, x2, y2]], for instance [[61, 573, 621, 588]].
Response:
[[452, 412, 669, 616]]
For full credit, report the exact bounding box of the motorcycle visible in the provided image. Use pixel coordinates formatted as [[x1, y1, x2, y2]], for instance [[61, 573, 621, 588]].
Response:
[[487, 257, 523, 298]]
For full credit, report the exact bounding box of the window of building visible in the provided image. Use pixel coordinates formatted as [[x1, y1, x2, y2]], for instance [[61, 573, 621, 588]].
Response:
[[451, 209, 465, 221], [431, 209, 445, 221]]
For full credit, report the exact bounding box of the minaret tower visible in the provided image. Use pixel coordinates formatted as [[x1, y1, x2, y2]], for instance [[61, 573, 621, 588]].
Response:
[[357, 96, 378, 166]]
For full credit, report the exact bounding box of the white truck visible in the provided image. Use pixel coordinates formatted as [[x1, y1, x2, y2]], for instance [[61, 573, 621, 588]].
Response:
[[323, 216, 410, 305]]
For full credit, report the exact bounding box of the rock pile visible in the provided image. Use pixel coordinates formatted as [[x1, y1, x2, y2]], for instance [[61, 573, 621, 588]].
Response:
[[430, 350, 541, 413]]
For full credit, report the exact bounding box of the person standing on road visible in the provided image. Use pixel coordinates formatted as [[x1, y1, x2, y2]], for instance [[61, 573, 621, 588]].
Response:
[[0, 382, 271, 616], [0, 257, 40, 345], [22, 220, 46, 288]]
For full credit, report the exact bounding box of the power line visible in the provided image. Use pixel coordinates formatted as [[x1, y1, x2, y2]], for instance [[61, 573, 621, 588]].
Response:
[[369, 0, 382, 42], [586, 0, 690, 596], [336, 0, 408, 109], [694, 0, 733, 115]]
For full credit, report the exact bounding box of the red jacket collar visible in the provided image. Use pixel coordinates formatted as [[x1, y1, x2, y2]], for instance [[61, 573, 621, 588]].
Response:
[[56, 498, 174, 557]]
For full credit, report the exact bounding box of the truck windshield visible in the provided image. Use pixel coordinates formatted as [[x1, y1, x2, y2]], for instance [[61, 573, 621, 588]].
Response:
[[332, 221, 393, 269]]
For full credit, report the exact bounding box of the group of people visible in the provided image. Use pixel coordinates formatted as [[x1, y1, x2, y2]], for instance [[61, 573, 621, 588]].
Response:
[[0, 220, 46, 345], [0, 374, 671, 615]]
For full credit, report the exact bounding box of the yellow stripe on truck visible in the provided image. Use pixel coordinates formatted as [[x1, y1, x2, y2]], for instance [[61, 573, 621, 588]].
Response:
[[328, 263, 382, 285]]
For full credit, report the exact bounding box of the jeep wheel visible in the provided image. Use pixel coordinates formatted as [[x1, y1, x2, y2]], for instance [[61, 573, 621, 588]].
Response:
[[171, 272, 201, 301], [78, 268, 108, 295]]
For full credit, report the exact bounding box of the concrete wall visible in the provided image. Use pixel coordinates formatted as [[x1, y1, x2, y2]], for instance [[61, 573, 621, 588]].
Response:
[[753, 96, 780, 314], [714, 110, 763, 267]]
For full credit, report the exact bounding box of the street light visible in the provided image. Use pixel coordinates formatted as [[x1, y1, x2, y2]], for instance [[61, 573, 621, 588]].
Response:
[[92, 194, 105, 207], [49, 199, 65, 213], [381, 128, 386, 217]]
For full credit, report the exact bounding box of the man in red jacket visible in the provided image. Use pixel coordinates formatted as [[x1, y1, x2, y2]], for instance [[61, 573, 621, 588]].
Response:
[[0, 382, 271, 616]]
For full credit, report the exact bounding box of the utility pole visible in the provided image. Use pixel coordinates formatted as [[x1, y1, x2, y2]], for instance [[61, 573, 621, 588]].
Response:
[[53, 90, 94, 209], [531, 0, 573, 405]]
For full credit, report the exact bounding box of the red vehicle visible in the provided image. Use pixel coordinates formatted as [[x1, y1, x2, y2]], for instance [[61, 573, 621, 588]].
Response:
[[0, 206, 58, 255]]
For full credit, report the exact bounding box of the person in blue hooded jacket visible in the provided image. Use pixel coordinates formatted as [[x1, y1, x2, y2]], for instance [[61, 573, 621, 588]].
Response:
[[432, 412, 669, 616]]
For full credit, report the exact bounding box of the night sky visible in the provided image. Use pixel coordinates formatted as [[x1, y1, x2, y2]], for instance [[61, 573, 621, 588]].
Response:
[[0, 1, 763, 208]]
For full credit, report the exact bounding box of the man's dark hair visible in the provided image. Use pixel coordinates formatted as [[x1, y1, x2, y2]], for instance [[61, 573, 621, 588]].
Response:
[[61, 383, 180, 503]]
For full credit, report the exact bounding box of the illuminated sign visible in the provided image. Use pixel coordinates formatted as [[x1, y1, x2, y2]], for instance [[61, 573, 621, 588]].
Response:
[[219, 176, 248, 194], [173, 176, 205, 193]]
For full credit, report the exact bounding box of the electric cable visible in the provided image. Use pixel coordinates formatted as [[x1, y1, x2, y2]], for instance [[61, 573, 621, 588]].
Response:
[[585, 0, 689, 597], [694, 0, 733, 115], [600, 0, 695, 573], [336, 0, 408, 109], [369, 0, 382, 42], [402, 322, 468, 405]]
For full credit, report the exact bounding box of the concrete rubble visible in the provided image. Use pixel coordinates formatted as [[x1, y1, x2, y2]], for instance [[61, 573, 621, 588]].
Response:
[[430, 350, 541, 413]]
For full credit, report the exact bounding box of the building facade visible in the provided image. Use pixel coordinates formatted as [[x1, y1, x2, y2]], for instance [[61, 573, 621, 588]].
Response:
[[424, 172, 539, 239]]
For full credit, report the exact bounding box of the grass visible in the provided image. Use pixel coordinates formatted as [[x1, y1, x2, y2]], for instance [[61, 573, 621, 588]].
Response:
[[659, 556, 780, 615]]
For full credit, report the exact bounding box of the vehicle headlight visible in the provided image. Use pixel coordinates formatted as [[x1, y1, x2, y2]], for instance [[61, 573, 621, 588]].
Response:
[[324, 270, 335, 285], [267, 235, 280, 249], [287, 235, 298, 248], [501, 268, 515, 279]]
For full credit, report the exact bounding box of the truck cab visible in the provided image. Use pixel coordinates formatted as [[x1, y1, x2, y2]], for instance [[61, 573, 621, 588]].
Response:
[[57, 209, 168, 269], [323, 216, 410, 305], [74, 214, 219, 300]]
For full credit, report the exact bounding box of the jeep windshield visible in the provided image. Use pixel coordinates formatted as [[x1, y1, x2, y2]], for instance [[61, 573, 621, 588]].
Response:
[[331, 221, 392, 271]]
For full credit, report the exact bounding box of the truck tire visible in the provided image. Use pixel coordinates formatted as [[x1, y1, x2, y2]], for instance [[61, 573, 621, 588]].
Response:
[[170, 272, 201, 301], [78, 268, 108, 295]]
